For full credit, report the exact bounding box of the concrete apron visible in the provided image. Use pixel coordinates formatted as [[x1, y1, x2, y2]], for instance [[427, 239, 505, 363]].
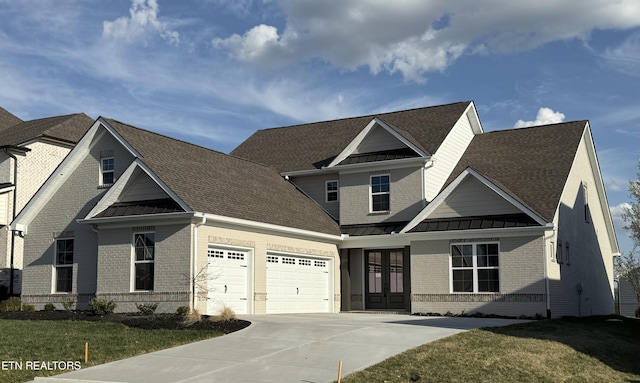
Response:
[[34, 313, 526, 383]]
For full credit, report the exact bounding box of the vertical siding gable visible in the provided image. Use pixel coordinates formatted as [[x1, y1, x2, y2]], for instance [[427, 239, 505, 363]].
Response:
[[429, 176, 522, 219], [424, 114, 475, 201], [354, 125, 406, 154], [118, 168, 170, 203]]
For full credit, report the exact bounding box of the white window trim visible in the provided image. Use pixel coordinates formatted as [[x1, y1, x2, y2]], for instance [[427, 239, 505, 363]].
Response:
[[131, 231, 155, 292], [100, 157, 115, 186], [53, 237, 74, 294], [449, 242, 500, 294], [369, 174, 390, 213], [325, 180, 339, 203]]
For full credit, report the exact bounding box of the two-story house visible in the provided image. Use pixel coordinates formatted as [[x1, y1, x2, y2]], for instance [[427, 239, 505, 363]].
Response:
[[233, 101, 619, 318], [11, 101, 619, 318], [0, 108, 92, 294]]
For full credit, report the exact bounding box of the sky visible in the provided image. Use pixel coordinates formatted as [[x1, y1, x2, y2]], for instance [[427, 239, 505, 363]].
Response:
[[0, 0, 638, 254]]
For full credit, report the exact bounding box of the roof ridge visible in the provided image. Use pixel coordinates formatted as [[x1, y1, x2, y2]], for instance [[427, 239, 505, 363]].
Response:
[[486, 120, 588, 134], [256, 100, 472, 132]]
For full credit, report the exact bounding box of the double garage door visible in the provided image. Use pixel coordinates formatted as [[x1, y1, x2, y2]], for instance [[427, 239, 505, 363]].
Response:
[[207, 247, 331, 315], [266, 253, 331, 314]]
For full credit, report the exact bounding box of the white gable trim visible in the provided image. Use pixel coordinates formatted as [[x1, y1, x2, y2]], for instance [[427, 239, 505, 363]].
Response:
[[97, 117, 142, 158], [463, 101, 483, 135], [400, 168, 547, 233], [326, 118, 429, 168], [83, 159, 191, 220], [10, 119, 105, 233]]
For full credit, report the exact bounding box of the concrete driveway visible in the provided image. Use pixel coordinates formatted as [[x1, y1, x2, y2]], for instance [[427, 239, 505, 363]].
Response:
[[36, 313, 525, 383]]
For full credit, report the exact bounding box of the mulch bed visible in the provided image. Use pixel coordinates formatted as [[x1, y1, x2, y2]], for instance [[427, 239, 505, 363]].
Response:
[[0, 310, 251, 333]]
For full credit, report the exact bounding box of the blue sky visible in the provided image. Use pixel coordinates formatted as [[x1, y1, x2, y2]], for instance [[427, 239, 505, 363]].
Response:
[[0, 0, 638, 253]]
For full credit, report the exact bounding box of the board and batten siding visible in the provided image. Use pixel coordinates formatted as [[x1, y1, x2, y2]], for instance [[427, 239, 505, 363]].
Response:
[[118, 168, 170, 202], [429, 176, 521, 219], [353, 125, 405, 154], [548, 130, 615, 317], [424, 113, 476, 201]]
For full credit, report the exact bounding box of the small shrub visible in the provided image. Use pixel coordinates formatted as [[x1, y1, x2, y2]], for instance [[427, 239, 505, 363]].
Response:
[[211, 306, 236, 322], [444, 310, 454, 317], [44, 303, 56, 312], [636, 306, 640, 318], [61, 297, 76, 311], [176, 306, 190, 316], [181, 309, 201, 325], [88, 298, 116, 315], [22, 304, 35, 312], [0, 297, 22, 312], [136, 302, 158, 316], [534, 313, 544, 320]]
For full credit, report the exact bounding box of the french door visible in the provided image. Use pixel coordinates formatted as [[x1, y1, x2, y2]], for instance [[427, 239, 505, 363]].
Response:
[[365, 249, 407, 310]]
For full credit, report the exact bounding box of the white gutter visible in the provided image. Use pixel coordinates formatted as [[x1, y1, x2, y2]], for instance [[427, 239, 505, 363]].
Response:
[[203, 213, 343, 243], [341, 224, 550, 248], [76, 212, 194, 225], [542, 225, 556, 318], [192, 213, 207, 311]]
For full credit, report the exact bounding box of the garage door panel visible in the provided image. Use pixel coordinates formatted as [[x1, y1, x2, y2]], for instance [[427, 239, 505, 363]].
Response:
[[266, 254, 331, 314], [207, 248, 249, 315]]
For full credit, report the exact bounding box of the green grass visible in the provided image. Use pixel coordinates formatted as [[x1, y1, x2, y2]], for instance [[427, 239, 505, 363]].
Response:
[[341, 316, 640, 383], [0, 320, 222, 383]]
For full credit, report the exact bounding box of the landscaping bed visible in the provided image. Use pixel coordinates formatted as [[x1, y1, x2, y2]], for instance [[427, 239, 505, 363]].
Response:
[[0, 310, 251, 333]]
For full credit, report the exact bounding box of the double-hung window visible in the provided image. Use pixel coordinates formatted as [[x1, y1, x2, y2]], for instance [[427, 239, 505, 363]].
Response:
[[451, 243, 499, 293], [133, 232, 155, 291], [370, 175, 390, 212], [326, 180, 338, 202], [101, 157, 115, 185], [55, 238, 74, 293]]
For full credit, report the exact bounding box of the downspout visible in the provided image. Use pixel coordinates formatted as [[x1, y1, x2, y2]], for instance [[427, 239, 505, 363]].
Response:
[[191, 213, 207, 311], [4, 148, 18, 295], [543, 225, 555, 319]]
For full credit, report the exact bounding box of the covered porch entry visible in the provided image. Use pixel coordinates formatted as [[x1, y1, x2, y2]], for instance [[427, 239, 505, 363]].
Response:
[[340, 247, 411, 312]]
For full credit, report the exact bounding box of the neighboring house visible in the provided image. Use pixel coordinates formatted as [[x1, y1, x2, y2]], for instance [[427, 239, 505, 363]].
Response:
[[0, 108, 92, 294], [11, 101, 619, 318], [10, 118, 342, 314], [618, 275, 639, 317], [233, 101, 619, 318]]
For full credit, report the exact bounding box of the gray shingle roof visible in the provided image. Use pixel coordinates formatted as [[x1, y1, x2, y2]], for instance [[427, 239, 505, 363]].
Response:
[[0, 107, 23, 131], [445, 121, 587, 222], [0, 113, 93, 147], [231, 101, 471, 172], [106, 119, 342, 236]]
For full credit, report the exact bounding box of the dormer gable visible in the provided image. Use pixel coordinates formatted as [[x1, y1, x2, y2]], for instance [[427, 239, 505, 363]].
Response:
[[83, 160, 189, 221], [327, 118, 429, 167], [401, 168, 547, 233]]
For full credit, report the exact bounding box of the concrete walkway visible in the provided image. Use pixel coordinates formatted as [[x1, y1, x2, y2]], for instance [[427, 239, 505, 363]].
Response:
[[36, 313, 525, 383]]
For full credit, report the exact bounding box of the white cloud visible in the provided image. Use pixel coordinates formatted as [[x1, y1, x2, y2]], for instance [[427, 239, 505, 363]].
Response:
[[602, 30, 640, 77], [212, 0, 640, 82], [610, 202, 632, 237], [103, 0, 180, 45], [514, 107, 566, 128]]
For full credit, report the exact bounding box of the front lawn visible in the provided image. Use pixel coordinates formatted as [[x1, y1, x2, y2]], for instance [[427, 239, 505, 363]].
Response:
[[0, 319, 224, 383], [341, 316, 640, 383]]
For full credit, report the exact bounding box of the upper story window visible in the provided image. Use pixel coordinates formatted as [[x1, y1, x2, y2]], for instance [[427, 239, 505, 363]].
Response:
[[583, 183, 590, 223], [133, 232, 155, 291], [451, 243, 499, 293], [370, 174, 390, 212], [326, 180, 338, 202], [101, 157, 115, 185], [54, 238, 74, 293]]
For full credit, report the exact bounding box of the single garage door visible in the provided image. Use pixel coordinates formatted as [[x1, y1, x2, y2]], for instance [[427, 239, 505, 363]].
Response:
[[207, 248, 249, 315], [266, 254, 331, 314]]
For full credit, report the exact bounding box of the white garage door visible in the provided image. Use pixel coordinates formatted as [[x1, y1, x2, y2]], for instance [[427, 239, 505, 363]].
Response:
[[207, 248, 249, 315], [266, 254, 331, 314]]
